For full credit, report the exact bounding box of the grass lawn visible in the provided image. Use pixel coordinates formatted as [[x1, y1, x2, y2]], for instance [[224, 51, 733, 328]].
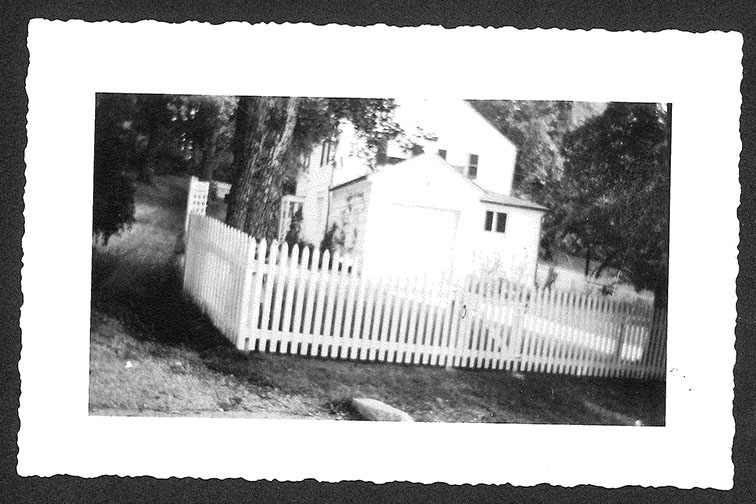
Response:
[[89, 174, 665, 424]]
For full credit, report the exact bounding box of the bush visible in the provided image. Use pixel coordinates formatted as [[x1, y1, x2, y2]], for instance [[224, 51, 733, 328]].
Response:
[[92, 158, 135, 245], [320, 222, 345, 253], [93, 96, 136, 244], [284, 207, 303, 248]]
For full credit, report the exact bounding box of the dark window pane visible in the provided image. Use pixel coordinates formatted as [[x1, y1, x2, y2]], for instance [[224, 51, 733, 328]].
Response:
[[468, 153, 479, 179], [496, 212, 507, 233], [438, 149, 447, 160], [484, 211, 494, 231]]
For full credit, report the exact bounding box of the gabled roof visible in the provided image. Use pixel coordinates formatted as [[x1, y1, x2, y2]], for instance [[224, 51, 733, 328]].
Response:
[[329, 153, 548, 212], [479, 190, 549, 212], [392, 98, 518, 154], [329, 173, 370, 192], [460, 100, 518, 150], [329, 153, 473, 193]]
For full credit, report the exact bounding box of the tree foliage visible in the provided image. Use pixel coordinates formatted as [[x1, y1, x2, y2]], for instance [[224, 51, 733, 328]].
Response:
[[225, 97, 400, 239], [130, 94, 176, 183], [174, 95, 237, 182], [473, 100, 669, 301], [91, 93, 397, 244], [92, 93, 237, 243], [470, 100, 605, 202], [115, 93, 237, 183], [553, 102, 671, 300], [93, 94, 137, 244]]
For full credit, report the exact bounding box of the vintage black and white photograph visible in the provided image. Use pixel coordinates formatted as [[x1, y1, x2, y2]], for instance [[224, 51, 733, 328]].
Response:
[[90, 94, 669, 424], [20, 21, 739, 486]]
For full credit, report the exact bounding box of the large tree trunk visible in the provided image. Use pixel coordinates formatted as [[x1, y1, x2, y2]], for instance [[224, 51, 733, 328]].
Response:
[[584, 247, 591, 278], [200, 127, 219, 182], [226, 96, 301, 239]]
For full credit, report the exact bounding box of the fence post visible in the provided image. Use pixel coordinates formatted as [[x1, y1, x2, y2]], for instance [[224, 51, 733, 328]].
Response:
[[450, 275, 472, 368], [614, 307, 627, 364], [235, 236, 257, 351], [182, 212, 195, 291]]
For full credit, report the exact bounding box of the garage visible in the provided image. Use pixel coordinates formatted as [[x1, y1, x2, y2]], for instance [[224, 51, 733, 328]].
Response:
[[366, 203, 460, 278]]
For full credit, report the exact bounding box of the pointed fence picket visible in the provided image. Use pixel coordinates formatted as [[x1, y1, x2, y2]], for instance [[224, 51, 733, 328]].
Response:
[[183, 213, 667, 380]]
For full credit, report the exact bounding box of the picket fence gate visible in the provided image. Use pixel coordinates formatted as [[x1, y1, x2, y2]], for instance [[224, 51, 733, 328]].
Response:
[[183, 213, 667, 380]]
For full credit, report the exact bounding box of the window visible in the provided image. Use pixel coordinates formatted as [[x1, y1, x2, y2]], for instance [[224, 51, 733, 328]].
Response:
[[484, 211, 507, 234], [320, 140, 327, 166], [320, 139, 335, 166], [495, 212, 507, 233], [468, 154, 479, 179], [484, 211, 494, 231], [437, 149, 447, 160], [278, 195, 304, 241], [328, 140, 337, 163]]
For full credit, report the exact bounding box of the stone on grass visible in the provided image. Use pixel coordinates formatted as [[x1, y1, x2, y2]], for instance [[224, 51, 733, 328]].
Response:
[[351, 398, 414, 422]]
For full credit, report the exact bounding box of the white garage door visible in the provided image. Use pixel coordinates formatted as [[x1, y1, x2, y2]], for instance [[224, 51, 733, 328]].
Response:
[[370, 204, 460, 278]]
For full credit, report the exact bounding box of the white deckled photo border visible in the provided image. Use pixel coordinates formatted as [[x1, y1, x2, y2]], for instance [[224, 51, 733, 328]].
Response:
[[20, 21, 741, 488]]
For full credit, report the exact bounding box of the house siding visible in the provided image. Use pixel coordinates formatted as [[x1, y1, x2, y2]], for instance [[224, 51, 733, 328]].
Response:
[[290, 100, 544, 282], [473, 202, 544, 284], [384, 99, 518, 196], [362, 156, 544, 282], [363, 156, 480, 278], [295, 163, 331, 246], [295, 132, 373, 246], [328, 178, 372, 258]]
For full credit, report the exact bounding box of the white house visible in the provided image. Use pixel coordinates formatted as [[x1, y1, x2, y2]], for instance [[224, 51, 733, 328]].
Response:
[[281, 99, 548, 283]]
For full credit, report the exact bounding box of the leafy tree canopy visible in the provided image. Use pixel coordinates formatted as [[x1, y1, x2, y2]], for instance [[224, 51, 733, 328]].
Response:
[[92, 93, 237, 242], [554, 102, 671, 300], [93, 94, 137, 244], [470, 100, 605, 201], [473, 100, 669, 301]]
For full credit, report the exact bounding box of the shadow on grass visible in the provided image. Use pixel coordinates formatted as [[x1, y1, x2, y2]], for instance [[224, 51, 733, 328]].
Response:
[[92, 246, 288, 391], [92, 247, 238, 355]]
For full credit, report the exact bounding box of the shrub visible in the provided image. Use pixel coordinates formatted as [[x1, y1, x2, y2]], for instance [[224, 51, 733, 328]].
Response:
[[319, 222, 345, 254], [92, 97, 136, 244], [285, 207, 303, 248]]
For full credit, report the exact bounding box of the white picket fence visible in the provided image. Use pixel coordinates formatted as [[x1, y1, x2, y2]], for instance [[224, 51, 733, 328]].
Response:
[[185, 177, 210, 232], [183, 213, 667, 380]]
